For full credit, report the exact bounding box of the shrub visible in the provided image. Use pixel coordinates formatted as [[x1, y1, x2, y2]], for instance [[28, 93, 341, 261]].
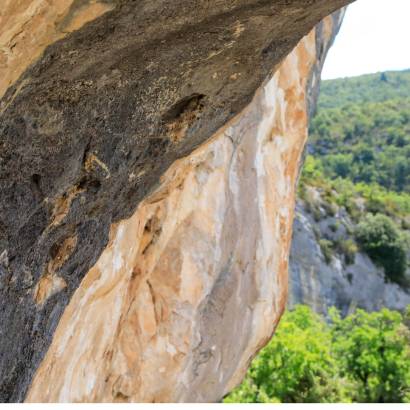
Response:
[[304, 199, 321, 222], [338, 239, 358, 265], [329, 222, 339, 233], [402, 217, 410, 230], [323, 200, 338, 217], [355, 213, 408, 283], [319, 239, 333, 264]]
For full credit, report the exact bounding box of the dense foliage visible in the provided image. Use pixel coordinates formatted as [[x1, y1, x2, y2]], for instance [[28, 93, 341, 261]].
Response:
[[309, 70, 410, 193], [317, 69, 410, 109], [356, 214, 409, 283], [224, 305, 410, 403]]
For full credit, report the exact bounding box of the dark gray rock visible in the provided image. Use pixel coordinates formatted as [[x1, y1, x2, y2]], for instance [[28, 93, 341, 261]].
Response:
[[0, 0, 353, 402]]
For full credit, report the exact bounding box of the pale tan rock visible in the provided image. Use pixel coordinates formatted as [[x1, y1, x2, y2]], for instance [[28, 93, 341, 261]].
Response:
[[33, 273, 67, 307], [33, 234, 77, 306], [26, 16, 339, 402], [0, 0, 113, 98]]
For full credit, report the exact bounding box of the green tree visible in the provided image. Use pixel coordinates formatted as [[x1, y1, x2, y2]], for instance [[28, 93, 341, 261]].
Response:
[[355, 213, 408, 283], [325, 154, 353, 178], [330, 308, 410, 403], [224, 305, 410, 403], [224, 306, 349, 403]]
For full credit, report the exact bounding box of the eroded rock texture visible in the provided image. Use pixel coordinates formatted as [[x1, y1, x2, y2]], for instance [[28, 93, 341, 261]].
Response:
[[289, 199, 410, 316], [0, 0, 350, 402]]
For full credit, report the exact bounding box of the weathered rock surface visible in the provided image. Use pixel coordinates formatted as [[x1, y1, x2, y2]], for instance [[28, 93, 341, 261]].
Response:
[[289, 198, 410, 316], [0, 0, 350, 402]]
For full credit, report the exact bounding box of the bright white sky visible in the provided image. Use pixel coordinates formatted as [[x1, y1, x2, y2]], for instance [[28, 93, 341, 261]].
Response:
[[321, 0, 410, 80]]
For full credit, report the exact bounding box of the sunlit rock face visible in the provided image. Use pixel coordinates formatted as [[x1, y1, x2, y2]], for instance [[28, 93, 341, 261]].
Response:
[[26, 14, 343, 403], [0, 0, 349, 402]]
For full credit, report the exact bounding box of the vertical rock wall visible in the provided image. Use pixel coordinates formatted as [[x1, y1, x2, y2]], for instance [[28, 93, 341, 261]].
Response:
[[289, 200, 410, 316], [0, 0, 350, 402], [26, 13, 343, 403]]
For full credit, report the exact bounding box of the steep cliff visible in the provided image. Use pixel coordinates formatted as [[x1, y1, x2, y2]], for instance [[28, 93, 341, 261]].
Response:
[[0, 1, 351, 402], [289, 70, 410, 316], [289, 199, 410, 316]]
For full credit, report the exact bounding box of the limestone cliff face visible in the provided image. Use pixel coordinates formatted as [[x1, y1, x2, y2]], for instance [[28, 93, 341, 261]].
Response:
[[0, 0, 350, 402], [289, 198, 410, 316], [0, 0, 114, 99]]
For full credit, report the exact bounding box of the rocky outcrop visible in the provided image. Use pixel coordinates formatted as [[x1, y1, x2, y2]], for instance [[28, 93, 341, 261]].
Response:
[[289, 198, 410, 316], [0, 1, 351, 402]]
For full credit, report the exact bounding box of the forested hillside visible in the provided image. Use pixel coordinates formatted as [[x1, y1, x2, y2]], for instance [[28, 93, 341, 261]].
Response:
[[309, 70, 410, 192], [225, 306, 410, 403], [301, 70, 410, 286], [316, 69, 410, 108]]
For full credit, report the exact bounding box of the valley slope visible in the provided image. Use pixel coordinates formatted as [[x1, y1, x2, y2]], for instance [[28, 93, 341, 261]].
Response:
[[289, 70, 410, 314]]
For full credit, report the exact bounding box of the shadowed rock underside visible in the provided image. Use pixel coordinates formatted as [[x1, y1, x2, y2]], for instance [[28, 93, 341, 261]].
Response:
[[0, 0, 350, 402]]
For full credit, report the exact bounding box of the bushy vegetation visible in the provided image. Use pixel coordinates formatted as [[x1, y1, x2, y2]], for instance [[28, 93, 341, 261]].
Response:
[[224, 305, 410, 403], [319, 239, 334, 264], [331, 307, 410, 403], [299, 156, 410, 282], [338, 238, 358, 265], [356, 214, 409, 283], [300, 155, 410, 221]]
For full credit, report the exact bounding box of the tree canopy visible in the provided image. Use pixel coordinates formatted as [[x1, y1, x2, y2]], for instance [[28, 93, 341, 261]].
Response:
[[224, 305, 410, 403]]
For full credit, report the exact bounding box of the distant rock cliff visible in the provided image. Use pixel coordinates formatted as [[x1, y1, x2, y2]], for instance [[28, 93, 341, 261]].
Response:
[[0, 0, 351, 402], [289, 194, 410, 316]]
